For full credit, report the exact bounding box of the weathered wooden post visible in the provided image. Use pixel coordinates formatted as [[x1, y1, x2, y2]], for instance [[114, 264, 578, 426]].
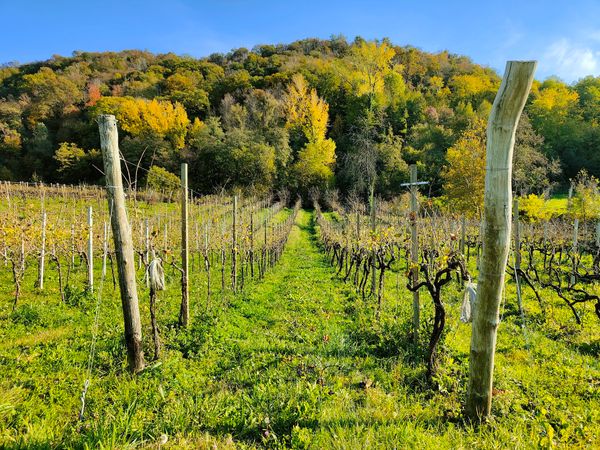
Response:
[[70, 223, 75, 269], [38, 211, 47, 290], [356, 208, 361, 241], [102, 221, 108, 279], [232, 195, 238, 292], [409, 164, 420, 341], [460, 215, 466, 256], [87, 206, 94, 292], [144, 218, 150, 287], [98, 114, 144, 373], [250, 210, 254, 278], [179, 163, 190, 327], [466, 61, 536, 420]]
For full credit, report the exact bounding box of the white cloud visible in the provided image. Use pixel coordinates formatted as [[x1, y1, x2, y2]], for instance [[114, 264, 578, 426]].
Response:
[[541, 38, 600, 82]]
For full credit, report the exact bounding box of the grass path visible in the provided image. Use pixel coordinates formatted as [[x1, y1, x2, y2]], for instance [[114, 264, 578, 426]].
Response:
[[199, 209, 363, 446], [214, 208, 349, 358]]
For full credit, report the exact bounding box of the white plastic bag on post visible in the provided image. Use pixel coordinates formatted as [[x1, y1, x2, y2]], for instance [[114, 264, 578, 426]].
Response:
[[148, 258, 165, 292], [460, 279, 477, 323]]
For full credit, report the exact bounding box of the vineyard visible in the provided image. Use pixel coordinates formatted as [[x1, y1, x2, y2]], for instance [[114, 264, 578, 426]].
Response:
[[1, 176, 599, 448]]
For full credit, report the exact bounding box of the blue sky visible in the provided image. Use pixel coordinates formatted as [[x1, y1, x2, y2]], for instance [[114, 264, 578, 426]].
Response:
[[1, 0, 599, 83]]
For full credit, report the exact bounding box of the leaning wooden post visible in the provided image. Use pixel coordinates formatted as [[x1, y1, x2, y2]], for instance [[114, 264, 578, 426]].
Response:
[[98, 114, 144, 373], [466, 61, 536, 420], [38, 211, 47, 290], [87, 206, 94, 292], [179, 163, 190, 327], [409, 164, 420, 342]]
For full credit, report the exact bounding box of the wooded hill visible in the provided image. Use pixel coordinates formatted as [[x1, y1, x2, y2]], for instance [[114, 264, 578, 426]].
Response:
[[1, 36, 598, 200]]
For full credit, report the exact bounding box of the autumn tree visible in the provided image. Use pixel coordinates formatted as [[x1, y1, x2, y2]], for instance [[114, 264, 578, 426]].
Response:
[[345, 40, 395, 112], [284, 74, 336, 197], [442, 120, 486, 217], [92, 96, 190, 175], [21, 67, 83, 123]]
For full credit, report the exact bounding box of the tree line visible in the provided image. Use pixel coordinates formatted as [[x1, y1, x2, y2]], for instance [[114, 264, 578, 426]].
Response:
[[1, 36, 598, 203]]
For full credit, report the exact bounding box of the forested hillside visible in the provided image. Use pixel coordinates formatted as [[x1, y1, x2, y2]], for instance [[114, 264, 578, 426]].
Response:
[[1, 36, 598, 199]]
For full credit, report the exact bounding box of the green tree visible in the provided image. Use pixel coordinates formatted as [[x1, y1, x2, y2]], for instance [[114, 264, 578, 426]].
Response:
[[513, 113, 561, 195], [54, 142, 101, 182], [146, 165, 180, 198]]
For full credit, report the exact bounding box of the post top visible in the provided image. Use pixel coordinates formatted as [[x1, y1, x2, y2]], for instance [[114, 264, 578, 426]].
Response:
[[97, 114, 117, 125]]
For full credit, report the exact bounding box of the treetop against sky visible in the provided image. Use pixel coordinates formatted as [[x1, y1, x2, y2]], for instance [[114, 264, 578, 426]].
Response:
[[1, 0, 599, 83]]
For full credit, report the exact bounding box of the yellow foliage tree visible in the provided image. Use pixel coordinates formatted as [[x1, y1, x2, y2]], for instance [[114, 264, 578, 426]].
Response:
[[530, 82, 579, 120], [519, 194, 553, 222], [345, 40, 395, 109], [284, 74, 330, 142], [93, 96, 190, 148], [284, 74, 336, 193], [449, 73, 498, 102], [442, 120, 486, 217]]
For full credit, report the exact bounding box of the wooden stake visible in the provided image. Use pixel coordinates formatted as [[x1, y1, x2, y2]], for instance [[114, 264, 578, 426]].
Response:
[[466, 61, 536, 420], [572, 218, 579, 285], [460, 215, 466, 256], [179, 163, 189, 327], [38, 211, 46, 290], [87, 206, 93, 292], [232, 195, 238, 292], [250, 210, 254, 278], [409, 164, 420, 341], [98, 114, 144, 373], [102, 221, 108, 279]]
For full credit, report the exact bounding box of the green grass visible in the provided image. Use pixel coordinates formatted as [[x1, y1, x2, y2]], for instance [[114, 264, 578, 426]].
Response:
[[1, 210, 599, 448]]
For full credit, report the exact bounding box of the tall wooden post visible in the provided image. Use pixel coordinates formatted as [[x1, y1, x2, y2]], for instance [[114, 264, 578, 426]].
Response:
[[409, 164, 420, 341], [144, 218, 150, 287], [98, 114, 144, 373], [179, 163, 189, 327], [37, 211, 47, 290], [466, 61, 536, 420], [87, 206, 94, 292], [71, 223, 75, 269], [38, 211, 47, 290]]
